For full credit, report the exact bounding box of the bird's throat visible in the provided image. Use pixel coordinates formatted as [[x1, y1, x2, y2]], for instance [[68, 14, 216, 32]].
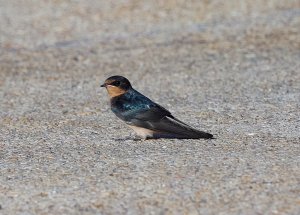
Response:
[[106, 85, 126, 98]]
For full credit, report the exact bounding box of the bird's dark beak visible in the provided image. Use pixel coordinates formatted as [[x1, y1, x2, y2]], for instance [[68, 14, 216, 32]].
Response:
[[100, 83, 106, 87]]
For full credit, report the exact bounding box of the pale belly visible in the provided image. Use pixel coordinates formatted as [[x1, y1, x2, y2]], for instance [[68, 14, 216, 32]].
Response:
[[128, 125, 154, 139]]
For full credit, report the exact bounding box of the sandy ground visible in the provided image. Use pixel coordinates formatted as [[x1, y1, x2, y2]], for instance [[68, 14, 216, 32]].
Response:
[[0, 1, 300, 214]]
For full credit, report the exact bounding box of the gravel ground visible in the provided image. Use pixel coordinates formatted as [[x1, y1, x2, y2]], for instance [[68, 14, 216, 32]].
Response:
[[0, 1, 300, 214]]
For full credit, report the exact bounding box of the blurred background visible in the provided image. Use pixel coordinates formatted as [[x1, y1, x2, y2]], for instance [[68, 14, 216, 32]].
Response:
[[1, 0, 299, 49]]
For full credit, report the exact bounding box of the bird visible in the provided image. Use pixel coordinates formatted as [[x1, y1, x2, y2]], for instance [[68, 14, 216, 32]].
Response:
[[101, 75, 214, 140]]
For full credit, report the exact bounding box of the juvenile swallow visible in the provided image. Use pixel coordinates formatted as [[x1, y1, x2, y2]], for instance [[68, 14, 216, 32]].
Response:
[[101, 75, 213, 140]]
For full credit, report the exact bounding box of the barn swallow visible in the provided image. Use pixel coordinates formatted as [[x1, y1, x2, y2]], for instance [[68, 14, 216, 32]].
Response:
[[101, 75, 213, 139]]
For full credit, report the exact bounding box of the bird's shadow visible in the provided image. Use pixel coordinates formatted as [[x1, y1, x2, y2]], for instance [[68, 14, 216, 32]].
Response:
[[113, 136, 142, 142]]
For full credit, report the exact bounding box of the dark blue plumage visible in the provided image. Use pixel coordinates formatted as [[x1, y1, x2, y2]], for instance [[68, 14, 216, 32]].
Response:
[[111, 88, 170, 122], [101, 75, 214, 139]]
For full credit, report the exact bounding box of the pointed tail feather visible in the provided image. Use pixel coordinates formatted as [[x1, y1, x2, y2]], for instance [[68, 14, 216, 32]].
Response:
[[151, 116, 214, 139]]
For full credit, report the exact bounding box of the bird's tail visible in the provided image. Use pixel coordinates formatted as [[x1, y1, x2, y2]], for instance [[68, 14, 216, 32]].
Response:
[[152, 116, 214, 139]]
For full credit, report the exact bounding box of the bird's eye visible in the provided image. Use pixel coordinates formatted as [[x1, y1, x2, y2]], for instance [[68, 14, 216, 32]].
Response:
[[113, 81, 120, 86]]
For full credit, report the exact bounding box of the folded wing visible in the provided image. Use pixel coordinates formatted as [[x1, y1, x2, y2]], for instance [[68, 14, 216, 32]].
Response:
[[129, 105, 213, 139]]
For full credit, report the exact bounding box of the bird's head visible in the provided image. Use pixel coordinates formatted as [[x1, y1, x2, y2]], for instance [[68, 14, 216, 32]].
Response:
[[101, 75, 132, 98]]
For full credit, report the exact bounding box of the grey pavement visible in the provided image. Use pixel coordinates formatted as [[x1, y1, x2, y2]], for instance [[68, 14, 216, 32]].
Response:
[[0, 1, 300, 214]]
